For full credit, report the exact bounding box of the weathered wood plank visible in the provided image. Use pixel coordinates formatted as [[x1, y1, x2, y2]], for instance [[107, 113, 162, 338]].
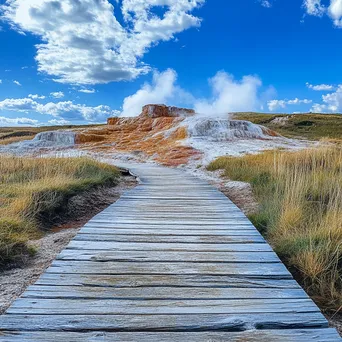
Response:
[[89, 219, 251, 225], [35, 273, 300, 288], [1, 330, 340, 342], [0, 313, 329, 332], [7, 298, 319, 315], [78, 228, 260, 236], [66, 241, 273, 252], [83, 223, 256, 230], [73, 234, 265, 244], [95, 213, 246, 218], [47, 260, 290, 277], [23, 286, 307, 300], [57, 250, 280, 263]]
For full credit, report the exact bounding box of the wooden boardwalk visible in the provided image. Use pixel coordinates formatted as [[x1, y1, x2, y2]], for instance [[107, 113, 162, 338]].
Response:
[[0, 163, 340, 341]]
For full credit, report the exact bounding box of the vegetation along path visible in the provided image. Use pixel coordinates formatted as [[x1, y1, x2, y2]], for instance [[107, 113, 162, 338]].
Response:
[[0, 163, 340, 341]]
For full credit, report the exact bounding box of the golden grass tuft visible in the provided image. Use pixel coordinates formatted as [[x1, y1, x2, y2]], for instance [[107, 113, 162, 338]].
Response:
[[0, 155, 120, 268], [0, 135, 35, 145], [208, 146, 342, 311]]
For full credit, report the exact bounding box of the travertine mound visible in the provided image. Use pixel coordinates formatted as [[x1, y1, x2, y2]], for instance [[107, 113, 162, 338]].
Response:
[[5, 105, 283, 166], [141, 104, 195, 118]]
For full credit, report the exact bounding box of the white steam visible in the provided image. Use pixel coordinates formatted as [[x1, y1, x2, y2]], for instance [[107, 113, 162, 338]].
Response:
[[120, 69, 267, 117], [193, 72, 263, 117]]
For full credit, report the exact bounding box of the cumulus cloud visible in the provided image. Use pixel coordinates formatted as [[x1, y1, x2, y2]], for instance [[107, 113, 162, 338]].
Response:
[[0, 98, 38, 112], [13, 80, 21, 86], [39, 101, 119, 121], [0, 116, 38, 126], [329, 0, 342, 27], [48, 118, 71, 126], [121, 69, 190, 117], [28, 94, 46, 99], [50, 91, 64, 99], [311, 85, 342, 112], [0, 80, 2, 84], [1, 0, 204, 85], [304, 0, 325, 16], [268, 98, 312, 111], [306, 82, 335, 91], [0, 97, 119, 122], [194, 72, 264, 115], [78, 88, 96, 94], [304, 0, 342, 27], [259, 0, 272, 8]]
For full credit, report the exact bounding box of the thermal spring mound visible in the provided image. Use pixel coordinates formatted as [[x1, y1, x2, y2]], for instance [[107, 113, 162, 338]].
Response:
[[184, 117, 279, 141], [81, 104, 285, 165], [1, 104, 302, 164], [0, 131, 77, 155]]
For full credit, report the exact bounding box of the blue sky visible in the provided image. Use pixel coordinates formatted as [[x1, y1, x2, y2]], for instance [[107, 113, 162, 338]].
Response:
[[0, 0, 341, 126]]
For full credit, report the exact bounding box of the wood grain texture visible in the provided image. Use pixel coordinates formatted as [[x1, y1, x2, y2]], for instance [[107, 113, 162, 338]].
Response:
[[0, 313, 330, 331], [56, 250, 280, 262], [1, 330, 340, 342], [0, 162, 338, 341]]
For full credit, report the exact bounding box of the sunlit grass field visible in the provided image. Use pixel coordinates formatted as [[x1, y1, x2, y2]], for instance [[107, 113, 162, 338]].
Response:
[[234, 112, 342, 140], [208, 146, 342, 311], [0, 156, 120, 268]]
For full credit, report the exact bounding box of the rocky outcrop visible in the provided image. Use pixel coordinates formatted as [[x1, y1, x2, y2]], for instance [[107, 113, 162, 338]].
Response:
[[107, 105, 194, 124], [141, 104, 195, 118]]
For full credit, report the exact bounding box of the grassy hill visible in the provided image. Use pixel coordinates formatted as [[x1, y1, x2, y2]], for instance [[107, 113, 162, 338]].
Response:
[[233, 113, 342, 140]]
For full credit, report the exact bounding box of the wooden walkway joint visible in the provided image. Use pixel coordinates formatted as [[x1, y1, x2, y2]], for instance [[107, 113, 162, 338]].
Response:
[[0, 163, 340, 341]]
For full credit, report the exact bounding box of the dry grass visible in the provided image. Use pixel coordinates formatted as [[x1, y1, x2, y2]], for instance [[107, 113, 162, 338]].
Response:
[[0, 135, 35, 145], [208, 146, 342, 312], [0, 156, 120, 268], [233, 113, 342, 140]]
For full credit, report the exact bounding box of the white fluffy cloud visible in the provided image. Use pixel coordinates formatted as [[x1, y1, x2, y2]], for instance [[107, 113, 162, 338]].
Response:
[[13, 80, 21, 86], [0, 98, 38, 112], [48, 118, 71, 126], [0, 80, 2, 84], [0, 116, 38, 126], [259, 1, 272, 8], [306, 82, 335, 91], [40, 101, 118, 121], [1, 0, 204, 85], [28, 94, 46, 99], [50, 91, 64, 99], [304, 0, 325, 16], [304, 0, 342, 27], [0, 97, 119, 122], [194, 72, 264, 115], [78, 89, 96, 94], [311, 85, 342, 112], [268, 98, 312, 111], [329, 0, 342, 27], [121, 69, 189, 117]]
